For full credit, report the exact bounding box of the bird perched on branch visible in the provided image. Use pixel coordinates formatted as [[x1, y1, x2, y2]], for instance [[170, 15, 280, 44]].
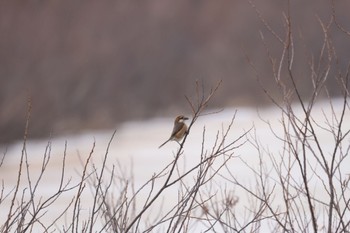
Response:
[[159, 115, 189, 148]]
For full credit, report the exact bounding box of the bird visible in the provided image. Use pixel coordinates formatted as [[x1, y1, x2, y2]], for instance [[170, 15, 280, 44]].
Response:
[[159, 115, 189, 148]]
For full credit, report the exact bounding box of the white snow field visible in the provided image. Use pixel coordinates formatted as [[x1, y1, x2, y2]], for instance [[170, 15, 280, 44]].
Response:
[[1, 99, 349, 232]]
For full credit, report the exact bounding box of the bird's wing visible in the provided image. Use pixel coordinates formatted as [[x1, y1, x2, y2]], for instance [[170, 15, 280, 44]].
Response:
[[171, 122, 184, 138]]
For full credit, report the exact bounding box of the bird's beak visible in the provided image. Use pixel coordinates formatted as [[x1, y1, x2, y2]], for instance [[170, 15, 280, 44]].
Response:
[[184, 117, 189, 120]]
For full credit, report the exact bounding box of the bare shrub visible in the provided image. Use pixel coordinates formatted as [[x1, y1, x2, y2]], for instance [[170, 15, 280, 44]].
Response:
[[227, 1, 350, 232], [0, 81, 250, 232]]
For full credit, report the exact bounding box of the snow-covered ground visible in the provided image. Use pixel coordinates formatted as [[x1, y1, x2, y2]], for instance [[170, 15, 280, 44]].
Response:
[[1, 99, 349, 232]]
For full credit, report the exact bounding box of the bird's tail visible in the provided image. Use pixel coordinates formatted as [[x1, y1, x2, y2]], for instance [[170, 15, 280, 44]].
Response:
[[159, 138, 171, 148]]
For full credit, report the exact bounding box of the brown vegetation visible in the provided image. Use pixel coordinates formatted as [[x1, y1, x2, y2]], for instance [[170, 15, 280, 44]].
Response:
[[1, 0, 350, 143]]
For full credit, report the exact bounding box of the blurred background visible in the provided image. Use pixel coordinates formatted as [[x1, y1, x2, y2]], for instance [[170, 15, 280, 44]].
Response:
[[1, 0, 350, 144]]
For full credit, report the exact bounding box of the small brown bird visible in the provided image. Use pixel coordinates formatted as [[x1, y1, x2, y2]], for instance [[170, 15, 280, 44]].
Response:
[[159, 115, 189, 148]]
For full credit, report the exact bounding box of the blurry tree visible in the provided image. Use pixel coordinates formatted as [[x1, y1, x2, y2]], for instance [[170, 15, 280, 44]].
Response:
[[0, 0, 349, 143]]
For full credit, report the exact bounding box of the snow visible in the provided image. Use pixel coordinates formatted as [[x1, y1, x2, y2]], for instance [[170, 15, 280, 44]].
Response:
[[1, 99, 349, 232]]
